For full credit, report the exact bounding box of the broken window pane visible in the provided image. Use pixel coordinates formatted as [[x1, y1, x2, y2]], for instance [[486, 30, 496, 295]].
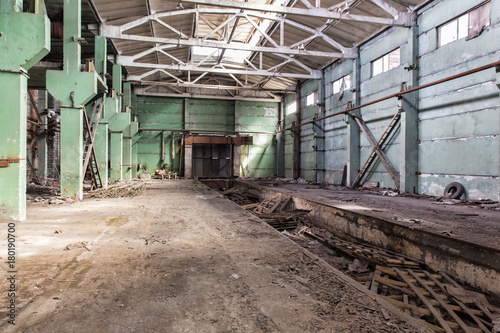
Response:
[[468, 1, 491, 40]]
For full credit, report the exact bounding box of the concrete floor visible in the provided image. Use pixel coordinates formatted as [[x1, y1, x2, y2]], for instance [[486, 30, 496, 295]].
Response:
[[0, 180, 427, 332]]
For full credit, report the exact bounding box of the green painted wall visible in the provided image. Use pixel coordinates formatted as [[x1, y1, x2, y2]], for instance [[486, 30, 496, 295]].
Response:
[[416, 0, 500, 200], [292, 0, 500, 200], [134, 96, 278, 178]]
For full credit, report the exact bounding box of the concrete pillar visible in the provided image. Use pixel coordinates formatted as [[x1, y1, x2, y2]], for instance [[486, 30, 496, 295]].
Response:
[[110, 132, 123, 182], [0, 73, 28, 220], [60, 108, 84, 198], [0, 0, 50, 220], [123, 138, 132, 180], [292, 89, 301, 179], [46, 0, 98, 199], [399, 25, 419, 193], [184, 145, 193, 179], [131, 141, 138, 179], [346, 57, 361, 186], [113, 64, 123, 112]]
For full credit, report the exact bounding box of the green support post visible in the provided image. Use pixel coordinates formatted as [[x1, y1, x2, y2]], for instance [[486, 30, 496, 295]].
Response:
[[110, 132, 123, 181], [46, 0, 98, 199], [94, 120, 109, 188], [0, 0, 50, 220]]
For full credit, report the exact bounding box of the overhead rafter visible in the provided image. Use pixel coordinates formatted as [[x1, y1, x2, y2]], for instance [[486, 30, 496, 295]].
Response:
[[179, 0, 415, 26], [122, 58, 321, 79], [101, 23, 352, 59]]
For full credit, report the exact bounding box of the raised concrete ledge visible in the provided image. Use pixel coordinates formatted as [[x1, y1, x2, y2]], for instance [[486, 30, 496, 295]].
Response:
[[233, 180, 500, 296]]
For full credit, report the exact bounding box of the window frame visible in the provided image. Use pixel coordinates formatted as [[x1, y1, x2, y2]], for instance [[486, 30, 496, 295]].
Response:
[[333, 74, 351, 95], [305, 91, 318, 107], [371, 48, 401, 77], [285, 101, 297, 116], [437, 1, 491, 47]]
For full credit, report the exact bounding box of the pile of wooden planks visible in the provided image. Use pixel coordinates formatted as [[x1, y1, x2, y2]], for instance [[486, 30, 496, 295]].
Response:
[[303, 229, 498, 333], [222, 189, 306, 231], [85, 180, 146, 198]]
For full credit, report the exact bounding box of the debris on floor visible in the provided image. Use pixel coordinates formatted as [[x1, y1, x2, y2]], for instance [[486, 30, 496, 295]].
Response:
[[85, 180, 146, 198], [222, 187, 310, 231], [154, 168, 178, 179], [287, 225, 500, 333]]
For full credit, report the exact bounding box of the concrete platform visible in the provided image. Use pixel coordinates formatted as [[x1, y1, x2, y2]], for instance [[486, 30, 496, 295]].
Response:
[[0, 180, 426, 332], [232, 180, 500, 296]]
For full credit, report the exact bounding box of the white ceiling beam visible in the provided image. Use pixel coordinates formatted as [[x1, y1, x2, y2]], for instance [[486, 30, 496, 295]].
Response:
[[134, 88, 282, 102], [121, 56, 321, 79], [179, 0, 415, 26], [370, 0, 401, 18], [203, 13, 239, 41], [154, 18, 190, 39], [101, 24, 351, 58]]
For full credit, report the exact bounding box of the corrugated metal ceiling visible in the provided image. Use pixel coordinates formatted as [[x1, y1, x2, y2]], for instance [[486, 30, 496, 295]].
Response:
[[33, 0, 431, 97]]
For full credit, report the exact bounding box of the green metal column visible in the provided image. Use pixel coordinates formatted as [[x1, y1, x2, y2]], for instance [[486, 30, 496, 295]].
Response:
[[110, 132, 123, 181], [37, 90, 49, 180], [46, 0, 98, 199], [0, 0, 50, 220], [399, 25, 419, 194]]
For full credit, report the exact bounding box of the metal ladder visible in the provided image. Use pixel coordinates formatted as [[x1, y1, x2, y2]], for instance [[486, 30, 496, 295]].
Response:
[[83, 102, 104, 189], [352, 111, 401, 189]]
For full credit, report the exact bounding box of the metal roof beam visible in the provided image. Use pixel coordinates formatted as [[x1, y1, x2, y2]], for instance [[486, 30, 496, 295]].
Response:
[[370, 0, 401, 18], [101, 24, 351, 58], [121, 57, 321, 79], [179, 0, 415, 26]]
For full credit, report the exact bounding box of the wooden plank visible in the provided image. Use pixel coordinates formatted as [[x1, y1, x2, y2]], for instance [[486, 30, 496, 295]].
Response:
[[241, 203, 259, 209], [381, 296, 431, 316], [408, 269, 474, 333], [425, 272, 490, 332], [394, 268, 454, 333]]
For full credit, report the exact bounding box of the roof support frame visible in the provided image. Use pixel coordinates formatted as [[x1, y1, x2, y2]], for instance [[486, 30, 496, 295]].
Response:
[[179, 0, 415, 26]]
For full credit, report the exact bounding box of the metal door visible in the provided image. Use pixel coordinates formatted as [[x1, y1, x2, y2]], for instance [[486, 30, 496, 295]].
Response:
[[192, 144, 232, 178]]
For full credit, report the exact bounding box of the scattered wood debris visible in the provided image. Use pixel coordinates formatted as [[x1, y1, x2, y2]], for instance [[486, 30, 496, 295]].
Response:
[[154, 169, 177, 179], [222, 187, 308, 231], [85, 180, 146, 198], [290, 226, 499, 333]]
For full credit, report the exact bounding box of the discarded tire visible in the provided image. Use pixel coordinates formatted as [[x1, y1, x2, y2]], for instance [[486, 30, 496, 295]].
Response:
[[443, 182, 465, 199]]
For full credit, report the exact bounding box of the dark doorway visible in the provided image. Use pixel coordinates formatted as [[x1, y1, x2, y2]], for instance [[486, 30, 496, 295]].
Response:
[[192, 144, 232, 178]]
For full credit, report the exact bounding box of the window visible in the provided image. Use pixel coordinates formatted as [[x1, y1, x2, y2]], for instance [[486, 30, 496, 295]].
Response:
[[439, 14, 469, 46], [285, 101, 297, 115], [438, 1, 491, 47], [306, 91, 317, 106], [372, 48, 400, 77], [333, 75, 351, 94]]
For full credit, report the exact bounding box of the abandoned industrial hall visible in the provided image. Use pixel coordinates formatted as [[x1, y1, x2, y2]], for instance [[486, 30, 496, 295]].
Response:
[[1, 0, 500, 331]]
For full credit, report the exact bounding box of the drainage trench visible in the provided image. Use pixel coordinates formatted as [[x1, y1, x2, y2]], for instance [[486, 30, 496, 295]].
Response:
[[202, 179, 500, 333]]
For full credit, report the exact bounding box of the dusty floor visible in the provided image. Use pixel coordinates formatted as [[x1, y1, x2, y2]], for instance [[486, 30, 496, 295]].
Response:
[[0, 180, 428, 332], [244, 180, 500, 250]]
